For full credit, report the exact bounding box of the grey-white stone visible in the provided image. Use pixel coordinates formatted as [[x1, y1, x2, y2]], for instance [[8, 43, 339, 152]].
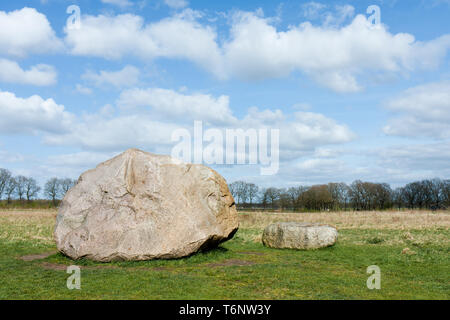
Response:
[[262, 222, 338, 250], [54, 148, 238, 262]]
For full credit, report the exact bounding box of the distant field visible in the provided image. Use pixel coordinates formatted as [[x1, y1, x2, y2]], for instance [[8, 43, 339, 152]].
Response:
[[240, 210, 450, 229], [0, 209, 448, 299]]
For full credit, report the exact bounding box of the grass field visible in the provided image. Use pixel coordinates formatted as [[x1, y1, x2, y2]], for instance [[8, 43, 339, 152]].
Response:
[[0, 209, 449, 299]]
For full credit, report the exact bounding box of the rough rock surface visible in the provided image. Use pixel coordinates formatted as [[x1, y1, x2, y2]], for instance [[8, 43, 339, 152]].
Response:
[[262, 222, 337, 250], [54, 148, 238, 262]]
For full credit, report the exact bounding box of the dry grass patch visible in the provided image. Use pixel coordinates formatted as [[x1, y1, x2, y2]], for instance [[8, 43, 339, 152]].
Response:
[[0, 210, 57, 245], [0, 209, 57, 218], [239, 210, 450, 230]]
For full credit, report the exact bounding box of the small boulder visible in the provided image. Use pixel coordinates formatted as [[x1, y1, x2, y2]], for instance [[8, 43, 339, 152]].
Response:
[[54, 148, 238, 262], [262, 222, 337, 250]]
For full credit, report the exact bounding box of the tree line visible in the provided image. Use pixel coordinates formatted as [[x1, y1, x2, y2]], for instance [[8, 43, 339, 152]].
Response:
[[1, 166, 448, 211], [229, 179, 450, 211], [0, 168, 76, 206]]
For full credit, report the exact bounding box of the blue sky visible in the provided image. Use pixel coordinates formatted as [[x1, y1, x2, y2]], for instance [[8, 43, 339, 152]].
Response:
[[0, 0, 450, 189]]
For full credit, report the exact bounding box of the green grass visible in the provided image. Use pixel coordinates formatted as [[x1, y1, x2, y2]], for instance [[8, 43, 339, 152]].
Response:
[[0, 218, 449, 300], [0, 210, 449, 300]]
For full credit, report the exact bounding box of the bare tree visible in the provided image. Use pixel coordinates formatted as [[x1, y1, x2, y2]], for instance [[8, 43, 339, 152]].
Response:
[[229, 181, 249, 204], [259, 188, 268, 209], [60, 178, 76, 196], [392, 187, 404, 210], [349, 181, 393, 210], [264, 187, 280, 210], [370, 183, 392, 209], [287, 186, 307, 211], [278, 188, 291, 210], [15, 176, 28, 201], [4, 177, 17, 203], [349, 180, 366, 210], [0, 168, 12, 200], [430, 178, 444, 208], [402, 182, 419, 209], [400, 179, 446, 210], [44, 178, 60, 205], [229, 182, 238, 201], [443, 180, 450, 208], [328, 183, 350, 210], [417, 180, 433, 209], [238, 181, 249, 204], [25, 177, 41, 202], [300, 185, 333, 211], [247, 183, 259, 206]]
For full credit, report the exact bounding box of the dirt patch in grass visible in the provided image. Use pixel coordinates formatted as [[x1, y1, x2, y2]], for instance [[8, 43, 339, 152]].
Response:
[[38, 261, 176, 272], [151, 266, 171, 271], [40, 262, 68, 271], [19, 251, 57, 261], [236, 251, 266, 256], [40, 262, 123, 271], [205, 259, 255, 268]]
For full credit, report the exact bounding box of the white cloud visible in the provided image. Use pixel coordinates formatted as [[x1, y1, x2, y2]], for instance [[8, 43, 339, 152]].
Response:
[[75, 84, 93, 95], [0, 150, 25, 163], [0, 85, 356, 185], [223, 138, 450, 187], [362, 141, 450, 184], [302, 3, 355, 27], [64, 11, 225, 77], [33, 139, 450, 188], [47, 151, 118, 168], [313, 147, 345, 158], [117, 87, 236, 124], [23, 151, 120, 182], [0, 90, 74, 135], [260, 139, 450, 187], [101, 0, 133, 8], [44, 114, 181, 152], [244, 107, 284, 123], [241, 108, 355, 160], [0, 58, 57, 86], [82, 65, 140, 88], [222, 11, 450, 91], [323, 4, 355, 27], [64, 14, 145, 59], [301, 2, 327, 19], [383, 81, 450, 138], [0, 7, 447, 93], [39, 87, 355, 159], [311, 71, 361, 93], [0, 7, 63, 57], [296, 158, 345, 172], [62, 8, 450, 92], [376, 142, 450, 171], [164, 0, 189, 9]]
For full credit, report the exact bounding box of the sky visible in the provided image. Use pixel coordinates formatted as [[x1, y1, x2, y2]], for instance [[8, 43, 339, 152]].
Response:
[[0, 0, 450, 189]]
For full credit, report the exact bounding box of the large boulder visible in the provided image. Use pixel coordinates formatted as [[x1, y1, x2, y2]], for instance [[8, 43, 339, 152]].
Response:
[[262, 222, 337, 250], [54, 148, 238, 262]]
